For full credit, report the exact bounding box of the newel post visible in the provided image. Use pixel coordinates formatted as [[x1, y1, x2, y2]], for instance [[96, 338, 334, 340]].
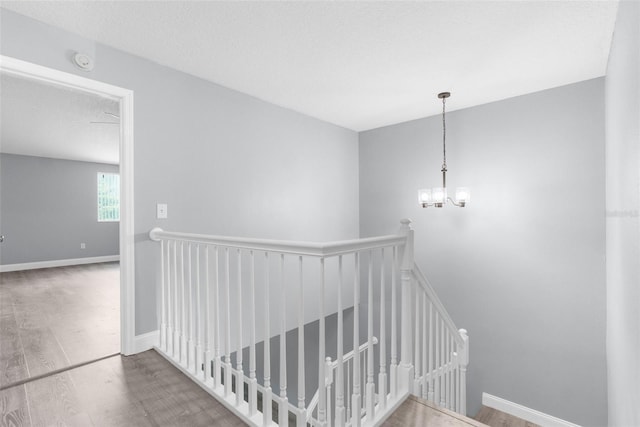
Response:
[[398, 219, 415, 394], [459, 329, 469, 416]]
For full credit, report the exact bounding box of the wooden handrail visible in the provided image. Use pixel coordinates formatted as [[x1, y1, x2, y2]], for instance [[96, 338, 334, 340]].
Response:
[[412, 263, 464, 347]]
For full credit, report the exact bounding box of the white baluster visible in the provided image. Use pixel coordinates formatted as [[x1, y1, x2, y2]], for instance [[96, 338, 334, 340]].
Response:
[[417, 287, 429, 399], [447, 333, 454, 409], [236, 249, 244, 407], [296, 256, 305, 427], [195, 245, 203, 378], [248, 251, 257, 415], [399, 219, 414, 394], [351, 252, 361, 427], [455, 340, 460, 414], [390, 246, 398, 399], [204, 245, 212, 387], [422, 292, 427, 399], [173, 240, 179, 359], [263, 252, 272, 426], [213, 246, 221, 390], [346, 360, 351, 422], [224, 247, 232, 397], [451, 348, 460, 412], [188, 243, 195, 371], [335, 255, 345, 427], [160, 240, 166, 351], [359, 351, 363, 415], [451, 339, 460, 412], [378, 248, 387, 411], [279, 254, 288, 426], [325, 357, 332, 426], [366, 251, 375, 422], [428, 301, 434, 402], [180, 242, 187, 365], [166, 240, 173, 355], [439, 319, 445, 407], [444, 330, 449, 408], [414, 286, 421, 396], [318, 258, 327, 425], [459, 329, 468, 416], [168, 240, 174, 355], [434, 314, 440, 405]]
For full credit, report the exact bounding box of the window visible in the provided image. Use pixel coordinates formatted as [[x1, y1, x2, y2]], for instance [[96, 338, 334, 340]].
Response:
[[97, 172, 120, 222]]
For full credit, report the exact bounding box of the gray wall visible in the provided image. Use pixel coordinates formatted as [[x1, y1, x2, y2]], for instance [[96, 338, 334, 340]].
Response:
[[605, 2, 640, 426], [0, 154, 119, 265], [0, 10, 360, 335], [359, 79, 606, 425]]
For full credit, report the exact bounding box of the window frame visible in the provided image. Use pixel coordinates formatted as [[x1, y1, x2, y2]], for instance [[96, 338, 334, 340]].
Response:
[[97, 171, 120, 222]]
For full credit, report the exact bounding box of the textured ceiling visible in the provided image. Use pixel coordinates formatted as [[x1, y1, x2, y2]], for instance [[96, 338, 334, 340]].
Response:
[[0, 73, 120, 164], [0, 1, 619, 131]]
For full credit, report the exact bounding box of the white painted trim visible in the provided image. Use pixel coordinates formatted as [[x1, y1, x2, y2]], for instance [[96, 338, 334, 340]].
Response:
[[0, 55, 136, 356], [134, 330, 159, 353], [0, 255, 120, 272], [482, 393, 581, 427], [148, 228, 404, 257]]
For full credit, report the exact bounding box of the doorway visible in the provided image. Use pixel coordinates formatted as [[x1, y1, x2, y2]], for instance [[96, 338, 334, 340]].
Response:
[[0, 56, 134, 385]]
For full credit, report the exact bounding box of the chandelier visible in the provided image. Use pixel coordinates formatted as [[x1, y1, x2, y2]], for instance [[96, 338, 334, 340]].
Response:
[[418, 92, 470, 208]]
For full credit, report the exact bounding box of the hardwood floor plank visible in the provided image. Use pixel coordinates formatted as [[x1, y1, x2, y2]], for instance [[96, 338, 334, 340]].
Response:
[[0, 314, 29, 386], [0, 385, 31, 427], [18, 327, 69, 378], [69, 351, 246, 426], [24, 372, 86, 427], [0, 263, 120, 384]]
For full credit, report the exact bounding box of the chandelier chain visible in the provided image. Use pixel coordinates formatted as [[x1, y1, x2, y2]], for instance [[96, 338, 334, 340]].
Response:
[[442, 96, 447, 170]]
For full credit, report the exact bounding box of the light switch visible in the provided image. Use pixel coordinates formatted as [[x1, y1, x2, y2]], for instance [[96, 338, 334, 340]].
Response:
[[157, 203, 168, 219]]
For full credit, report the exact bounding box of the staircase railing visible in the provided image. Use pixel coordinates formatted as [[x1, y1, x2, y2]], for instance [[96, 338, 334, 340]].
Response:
[[149, 219, 469, 426], [307, 337, 378, 425], [411, 264, 469, 415]]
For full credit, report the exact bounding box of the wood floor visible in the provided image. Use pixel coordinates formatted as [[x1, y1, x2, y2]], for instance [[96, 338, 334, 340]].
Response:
[[0, 263, 120, 387], [0, 349, 247, 426], [383, 395, 487, 427]]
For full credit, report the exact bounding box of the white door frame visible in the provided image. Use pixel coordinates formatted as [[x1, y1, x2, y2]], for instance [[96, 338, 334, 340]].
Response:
[[0, 55, 136, 355]]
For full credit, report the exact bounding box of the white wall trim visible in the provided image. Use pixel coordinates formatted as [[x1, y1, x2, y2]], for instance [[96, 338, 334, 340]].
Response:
[[134, 330, 159, 353], [482, 393, 581, 427], [0, 255, 120, 272], [0, 55, 136, 356]]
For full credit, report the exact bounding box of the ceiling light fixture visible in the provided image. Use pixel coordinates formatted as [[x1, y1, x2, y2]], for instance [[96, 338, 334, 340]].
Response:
[[418, 92, 469, 208]]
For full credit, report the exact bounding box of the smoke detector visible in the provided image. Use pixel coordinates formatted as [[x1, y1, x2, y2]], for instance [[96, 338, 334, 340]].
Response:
[[72, 52, 94, 71]]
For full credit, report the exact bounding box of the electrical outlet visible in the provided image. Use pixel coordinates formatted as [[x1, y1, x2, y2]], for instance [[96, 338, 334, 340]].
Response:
[[80, 243, 86, 249]]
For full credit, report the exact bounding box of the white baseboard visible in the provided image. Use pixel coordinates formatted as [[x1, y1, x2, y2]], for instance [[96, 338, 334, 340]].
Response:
[[0, 255, 120, 272], [482, 393, 581, 427], [134, 330, 159, 353]]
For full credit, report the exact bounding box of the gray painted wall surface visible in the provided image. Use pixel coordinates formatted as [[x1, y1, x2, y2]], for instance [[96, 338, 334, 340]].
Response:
[[0, 154, 119, 264], [605, 2, 640, 426], [0, 10, 360, 335], [359, 79, 606, 425]]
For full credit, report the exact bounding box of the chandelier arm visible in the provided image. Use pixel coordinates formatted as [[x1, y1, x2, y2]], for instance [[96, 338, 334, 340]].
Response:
[[447, 197, 466, 208]]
